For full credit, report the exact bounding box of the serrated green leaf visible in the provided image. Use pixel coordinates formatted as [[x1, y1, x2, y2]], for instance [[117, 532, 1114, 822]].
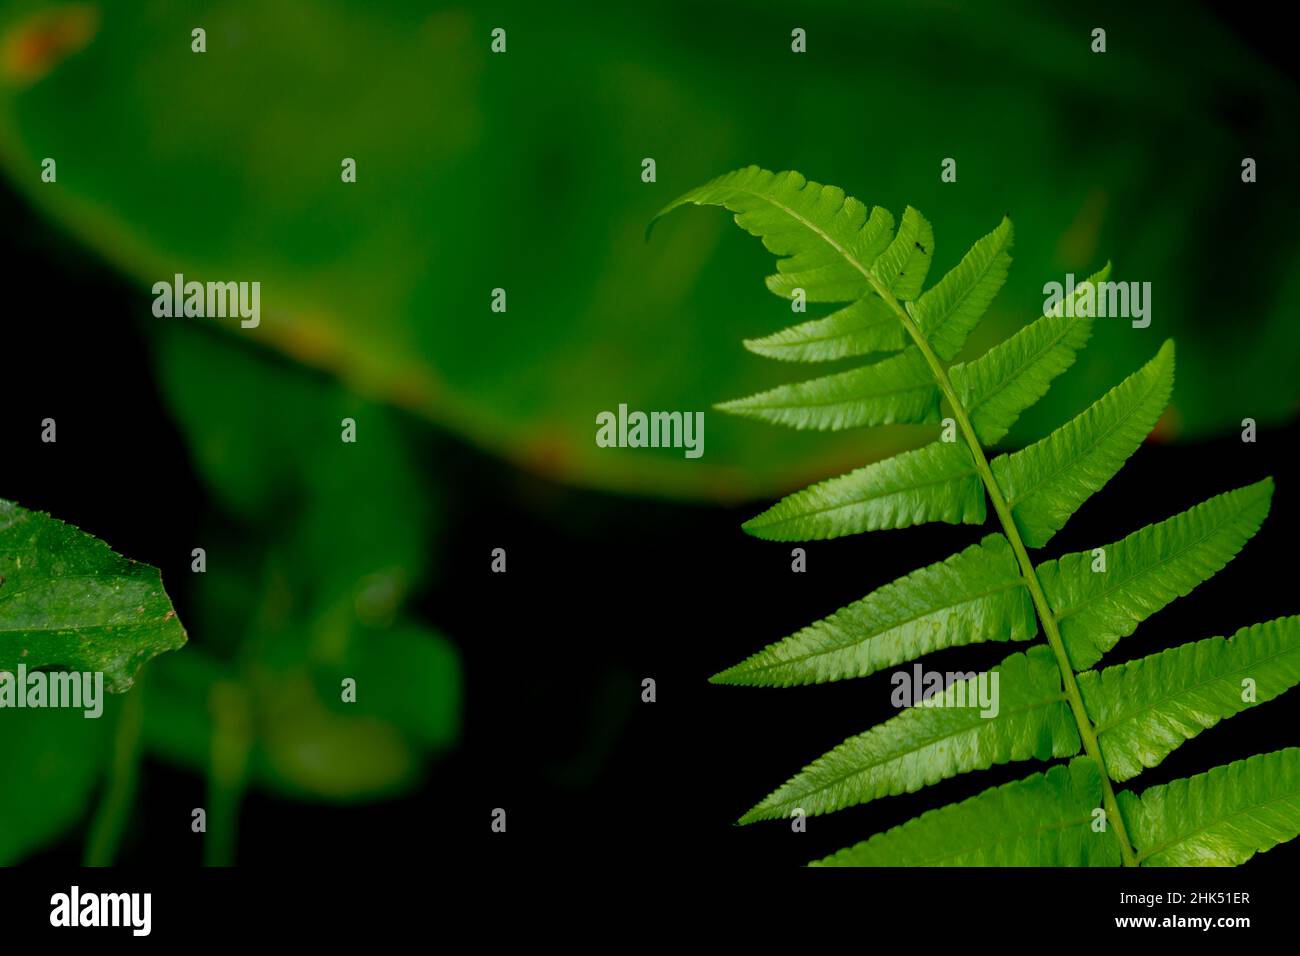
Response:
[[739, 646, 1079, 823], [992, 339, 1175, 548], [1039, 479, 1273, 669], [712, 534, 1033, 687], [813, 758, 1117, 867], [742, 441, 985, 541], [717, 348, 939, 430], [873, 206, 935, 301], [675, 167, 1300, 866], [1079, 617, 1300, 782], [951, 264, 1110, 445], [0, 502, 187, 693], [1122, 748, 1300, 866], [653, 165, 894, 303], [910, 217, 1013, 361], [743, 295, 907, 363], [743, 206, 933, 363]]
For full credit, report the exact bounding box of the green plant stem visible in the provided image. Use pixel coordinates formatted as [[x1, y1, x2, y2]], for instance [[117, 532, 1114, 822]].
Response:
[[204, 678, 253, 867], [84, 678, 146, 866], [868, 277, 1140, 867]]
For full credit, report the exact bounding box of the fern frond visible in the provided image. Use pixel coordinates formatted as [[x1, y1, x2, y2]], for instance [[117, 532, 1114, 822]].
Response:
[[715, 347, 939, 430], [711, 534, 1034, 687], [739, 647, 1079, 823], [1079, 617, 1300, 781], [950, 264, 1109, 445], [742, 441, 984, 541], [1038, 479, 1273, 669], [1121, 748, 1300, 866], [813, 758, 1118, 867], [991, 339, 1175, 548], [910, 217, 1013, 361], [659, 166, 1298, 867]]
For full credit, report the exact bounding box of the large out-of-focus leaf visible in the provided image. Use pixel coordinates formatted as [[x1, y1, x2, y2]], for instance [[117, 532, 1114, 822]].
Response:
[[1, 0, 1297, 499], [0, 704, 111, 864]]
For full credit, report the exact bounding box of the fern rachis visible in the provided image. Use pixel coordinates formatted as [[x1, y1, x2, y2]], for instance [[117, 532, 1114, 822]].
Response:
[[655, 166, 1300, 866]]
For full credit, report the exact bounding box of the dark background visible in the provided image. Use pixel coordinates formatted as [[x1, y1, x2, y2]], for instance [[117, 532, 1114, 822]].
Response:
[[3, 0, 1299, 874]]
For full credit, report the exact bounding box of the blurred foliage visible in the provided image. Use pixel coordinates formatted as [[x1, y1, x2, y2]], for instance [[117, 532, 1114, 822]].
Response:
[[0, 324, 461, 863], [142, 324, 460, 804], [0, 703, 112, 863], [0, 0, 1296, 501]]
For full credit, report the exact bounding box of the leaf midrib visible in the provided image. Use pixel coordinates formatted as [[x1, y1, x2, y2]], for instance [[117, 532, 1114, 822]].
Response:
[[749, 462, 978, 529], [733, 579, 1026, 678], [962, 314, 1081, 420], [1052, 508, 1254, 622], [731, 375, 935, 411], [1002, 368, 1165, 512], [1092, 642, 1299, 737], [755, 690, 1070, 817]]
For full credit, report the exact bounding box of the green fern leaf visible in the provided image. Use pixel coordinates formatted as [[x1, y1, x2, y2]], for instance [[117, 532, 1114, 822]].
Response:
[[1122, 748, 1300, 866], [992, 339, 1175, 548], [910, 217, 1013, 361], [663, 167, 1300, 867], [1079, 617, 1300, 782], [1038, 479, 1273, 669], [716, 348, 939, 430], [813, 758, 1118, 867], [744, 206, 933, 362], [743, 296, 907, 363], [742, 441, 984, 541], [868, 205, 934, 301], [950, 264, 1109, 445], [651, 165, 894, 303], [712, 534, 1034, 687], [739, 646, 1079, 823]]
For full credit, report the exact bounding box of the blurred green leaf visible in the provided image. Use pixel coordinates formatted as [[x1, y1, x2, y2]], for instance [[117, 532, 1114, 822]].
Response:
[[140, 322, 460, 803], [0, 703, 112, 864], [1, 0, 1295, 499]]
